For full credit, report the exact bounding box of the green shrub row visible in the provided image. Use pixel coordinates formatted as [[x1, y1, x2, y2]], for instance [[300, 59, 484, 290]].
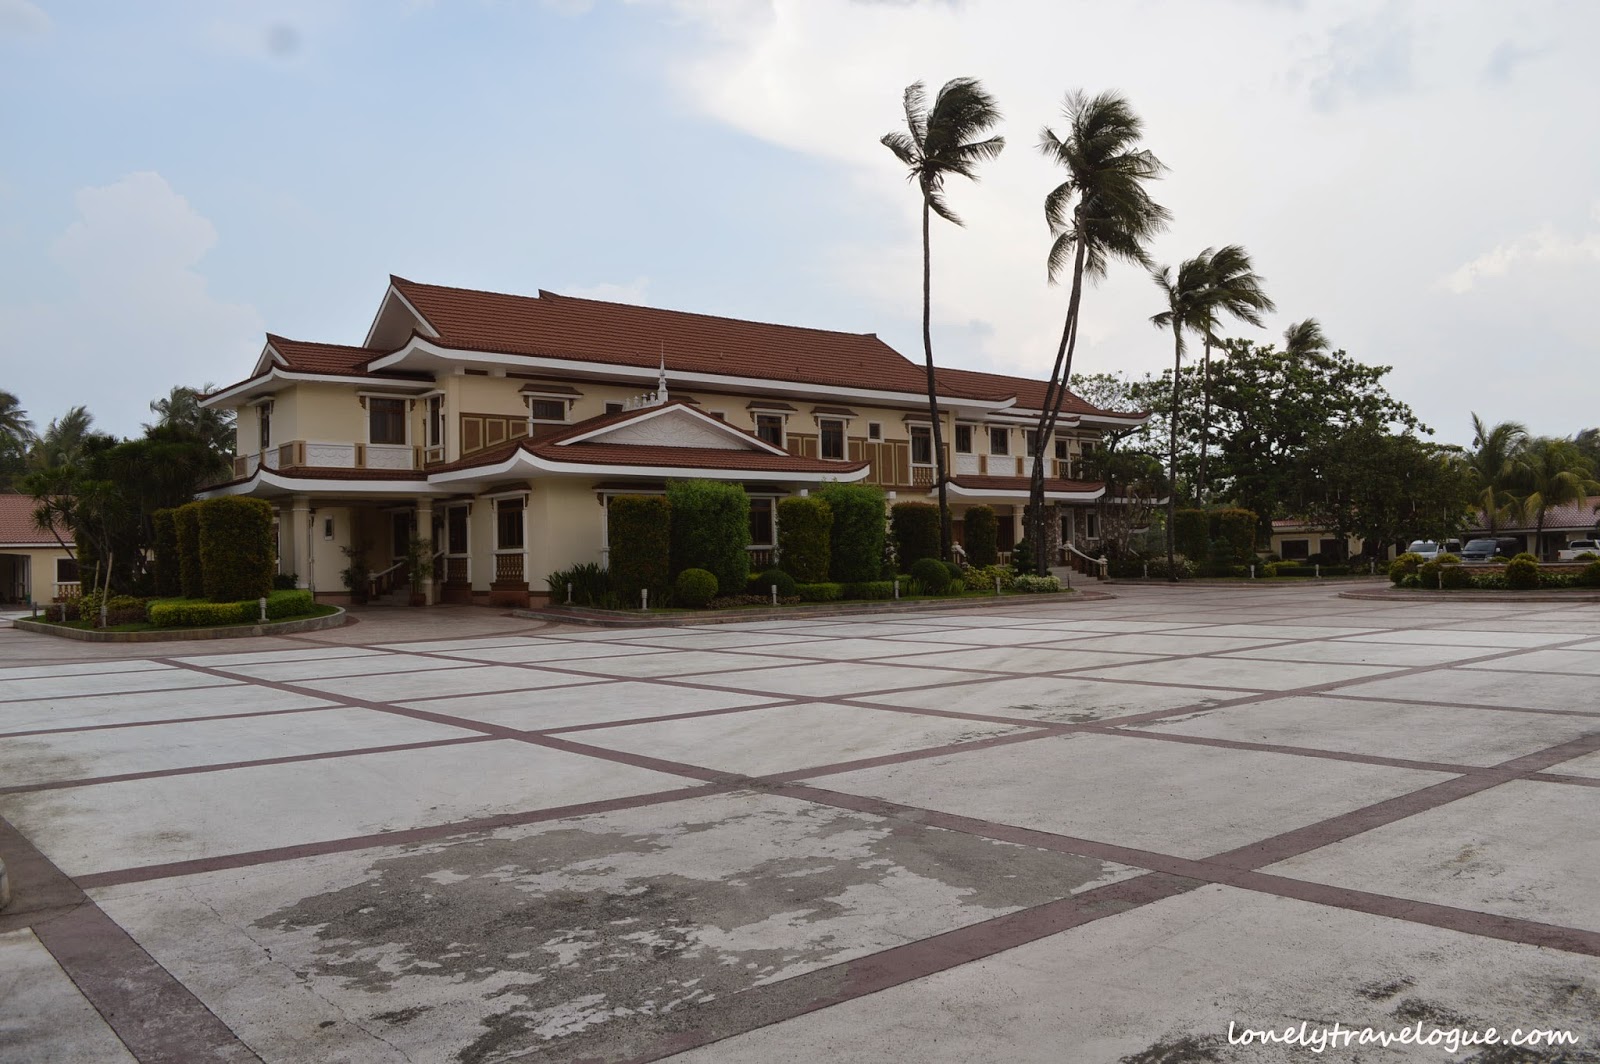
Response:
[[174, 503, 203, 598], [891, 502, 940, 567], [609, 495, 671, 604], [668, 480, 750, 594], [1394, 558, 1600, 591], [964, 505, 998, 568], [1013, 574, 1063, 593], [817, 483, 886, 582], [198, 496, 275, 602], [146, 589, 316, 628], [151, 508, 181, 598], [777, 496, 831, 582]]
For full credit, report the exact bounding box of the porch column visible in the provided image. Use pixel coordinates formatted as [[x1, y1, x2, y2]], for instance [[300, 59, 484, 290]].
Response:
[[290, 495, 312, 591], [416, 497, 435, 605]]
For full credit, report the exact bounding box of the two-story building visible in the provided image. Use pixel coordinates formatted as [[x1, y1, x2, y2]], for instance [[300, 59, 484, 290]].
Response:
[[199, 277, 1149, 605]]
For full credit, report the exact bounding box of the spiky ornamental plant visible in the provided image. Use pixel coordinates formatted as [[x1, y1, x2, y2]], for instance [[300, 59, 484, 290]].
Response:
[[882, 77, 1005, 562], [1150, 254, 1212, 581], [1027, 91, 1169, 573], [1192, 245, 1274, 503]]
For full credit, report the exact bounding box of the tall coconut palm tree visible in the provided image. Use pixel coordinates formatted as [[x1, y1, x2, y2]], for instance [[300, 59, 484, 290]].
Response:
[[1466, 414, 1529, 534], [1514, 437, 1600, 558], [1193, 245, 1274, 503], [1150, 255, 1213, 580], [147, 384, 236, 465], [0, 390, 33, 448], [882, 77, 1005, 561], [1282, 318, 1330, 359], [30, 406, 95, 471], [1026, 90, 1169, 571]]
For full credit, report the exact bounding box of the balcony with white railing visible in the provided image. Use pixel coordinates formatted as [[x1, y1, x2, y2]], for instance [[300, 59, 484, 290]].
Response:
[[231, 441, 425, 478]]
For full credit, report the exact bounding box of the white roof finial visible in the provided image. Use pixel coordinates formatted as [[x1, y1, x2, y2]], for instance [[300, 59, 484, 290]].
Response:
[[658, 342, 668, 401]]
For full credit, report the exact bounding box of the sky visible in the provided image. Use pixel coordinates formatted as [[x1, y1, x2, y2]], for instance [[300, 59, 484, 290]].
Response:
[[2, 0, 1596, 445]]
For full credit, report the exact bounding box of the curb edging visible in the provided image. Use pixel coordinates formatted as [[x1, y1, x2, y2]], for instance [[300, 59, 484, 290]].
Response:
[[11, 608, 348, 643]]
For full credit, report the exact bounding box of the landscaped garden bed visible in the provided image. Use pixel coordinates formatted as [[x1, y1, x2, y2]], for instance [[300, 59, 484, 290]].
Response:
[[1386, 551, 1600, 591]]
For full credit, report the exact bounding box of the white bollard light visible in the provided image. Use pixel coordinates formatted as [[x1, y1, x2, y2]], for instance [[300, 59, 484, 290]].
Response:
[[893, 579, 900, 600], [994, 575, 1001, 595], [1315, 564, 1321, 578], [641, 588, 649, 610], [259, 596, 268, 623], [566, 582, 573, 605], [1250, 565, 1256, 579], [770, 584, 777, 606]]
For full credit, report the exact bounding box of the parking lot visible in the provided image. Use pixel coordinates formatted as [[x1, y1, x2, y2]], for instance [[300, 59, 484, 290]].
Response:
[[2, 585, 1598, 1063]]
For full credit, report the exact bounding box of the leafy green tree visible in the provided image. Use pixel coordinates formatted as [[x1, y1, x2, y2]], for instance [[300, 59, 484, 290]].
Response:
[[882, 77, 1005, 561], [1150, 254, 1212, 578], [1303, 425, 1474, 554], [0, 390, 34, 491], [1027, 91, 1168, 573], [147, 384, 235, 476], [1513, 437, 1600, 557], [1465, 414, 1529, 534], [1192, 246, 1274, 502]]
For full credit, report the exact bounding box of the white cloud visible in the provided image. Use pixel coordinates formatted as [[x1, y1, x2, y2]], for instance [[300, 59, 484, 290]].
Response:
[[1440, 213, 1600, 294], [0, 0, 50, 36], [0, 173, 263, 435], [560, 276, 654, 304]]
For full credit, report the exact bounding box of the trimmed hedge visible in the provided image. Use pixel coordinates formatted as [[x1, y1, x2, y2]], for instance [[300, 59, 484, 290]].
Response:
[[1389, 552, 1424, 585], [777, 496, 832, 583], [151, 508, 181, 598], [198, 496, 275, 603], [910, 556, 951, 594], [750, 568, 799, 598], [1580, 560, 1600, 588], [147, 589, 317, 628], [842, 580, 895, 600], [609, 495, 672, 605], [1013, 574, 1063, 593], [817, 483, 886, 583], [174, 502, 203, 599], [668, 480, 751, 594], [962, 564, 1014, 591], [963, 505, 998, 568], [891, 502, 940, 567], [796, 582, 844, 602], [1213, 508, 1259, 563], [674, 568, 719, 608], [1439, 564, 1473, 590], [1506, 556, 1539, 590]]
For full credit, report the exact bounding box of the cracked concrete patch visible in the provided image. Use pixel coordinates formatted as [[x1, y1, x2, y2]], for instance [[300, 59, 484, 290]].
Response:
[[94, 791, 1138, 1063]]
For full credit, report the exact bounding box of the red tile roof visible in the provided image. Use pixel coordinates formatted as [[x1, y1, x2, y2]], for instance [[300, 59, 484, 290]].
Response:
[[1472, 496, 1600, 533], [266, 335, 388, 375], [0, 494, 72, 546]]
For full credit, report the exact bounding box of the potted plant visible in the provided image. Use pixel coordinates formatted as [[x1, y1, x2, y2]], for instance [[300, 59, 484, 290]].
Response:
[[404, 537, 434, 607], [341, 542, 372, 605]]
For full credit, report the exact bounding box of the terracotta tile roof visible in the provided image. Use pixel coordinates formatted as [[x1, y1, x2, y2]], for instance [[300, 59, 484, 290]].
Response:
[[933, 366, 1146, 419], [266, 335, 389, 375], [0, 493, 72, 545], [200, 466, 432, 491], [1472, 496, 1600, 532], [948, 475, 1104, 494], [389, 277, 1024, 402]]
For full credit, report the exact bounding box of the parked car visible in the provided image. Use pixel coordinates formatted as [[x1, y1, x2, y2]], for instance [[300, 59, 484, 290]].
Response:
[[1460, 539, 1501, 563], [1558, 539, 1600, 561], [1405, 540, 1441, 561]]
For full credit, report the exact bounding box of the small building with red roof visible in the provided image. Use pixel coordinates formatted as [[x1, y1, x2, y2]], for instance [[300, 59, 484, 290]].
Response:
[[0, 493, 78, 604]]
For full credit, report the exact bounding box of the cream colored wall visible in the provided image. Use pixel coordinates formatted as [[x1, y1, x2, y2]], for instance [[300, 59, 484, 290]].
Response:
[[528, 479, 605, 585], [307, 506, 355, 595], [1, 545, 77, 602]]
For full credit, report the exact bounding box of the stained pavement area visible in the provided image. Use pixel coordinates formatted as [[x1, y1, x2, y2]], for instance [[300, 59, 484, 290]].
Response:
[[1, 587, 1598, 1062]]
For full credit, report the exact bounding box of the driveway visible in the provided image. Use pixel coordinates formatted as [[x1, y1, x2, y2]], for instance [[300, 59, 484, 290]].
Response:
[[1, 587, 1597, 1062]]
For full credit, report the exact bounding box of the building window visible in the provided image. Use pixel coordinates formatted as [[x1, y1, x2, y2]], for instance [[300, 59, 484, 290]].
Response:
[[755, 413, 785, 447], [56, 558, 79, 582], [527, 398, 567, 423], [1054, 438, 1070, 460], [496, 498, 525, 550], [447, 507, 468, 553], [954, 425, 973, 454], [369, 397, 407, 445], [868, 422, 882, 441], [426, 396, 444, 450], [989, 426, 1009, 455], [910, 425, 933, 465], [1085, 511, 1099, 539], [259, 403, 272, 450], [323, 517, 334, 541], [819, 418, 846, 460], [605, 402, 624, 415], [1281, 539, 1309, 560], [749, 498, 774, 546], [1025, 430, 1041, 458], [1319, 538, 1347, 560]]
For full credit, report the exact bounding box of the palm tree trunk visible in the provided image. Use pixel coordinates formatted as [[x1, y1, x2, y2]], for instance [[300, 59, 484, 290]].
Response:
[[919, 199, 953, 562], [1197, 334, 1213, 504], [1029, 236, 1089, 575], [1165, 326, 1183, 582]]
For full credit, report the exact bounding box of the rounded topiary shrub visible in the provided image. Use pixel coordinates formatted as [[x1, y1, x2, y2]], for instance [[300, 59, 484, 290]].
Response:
[[1389, 552, 1423, 585], [910, 556, 951, 594], [1512, 552, 1539, 565], [1579, 560, 1600, 588], [674, 568, 719, 608], [1438, 563, 1473, 590], [1505, 556, 1539, 590], [963, 505, 998, 568], [198, 496, 275, 603], [777, 496, 832, 583], [754, 568, 798, 598]]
